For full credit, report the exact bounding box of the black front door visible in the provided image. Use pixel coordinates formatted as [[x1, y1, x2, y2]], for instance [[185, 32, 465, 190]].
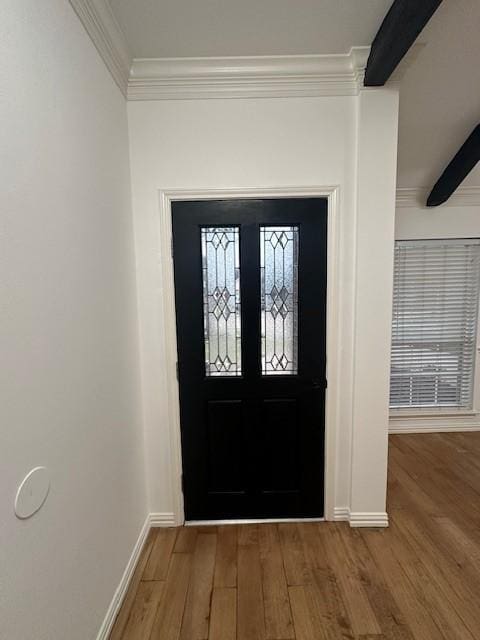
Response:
[[172, 198, 327, 521]]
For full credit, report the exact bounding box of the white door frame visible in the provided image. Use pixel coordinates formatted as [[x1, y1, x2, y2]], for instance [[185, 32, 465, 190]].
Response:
[[158, 185, 341, 525]]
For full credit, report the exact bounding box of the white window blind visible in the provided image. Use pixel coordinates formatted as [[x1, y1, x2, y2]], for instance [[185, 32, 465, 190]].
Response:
[[390, 239, 480, 410]]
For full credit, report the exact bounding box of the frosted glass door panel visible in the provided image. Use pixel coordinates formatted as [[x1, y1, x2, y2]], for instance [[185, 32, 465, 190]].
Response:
[[201, 227, 242, 376], [260, 226, 299, 375]]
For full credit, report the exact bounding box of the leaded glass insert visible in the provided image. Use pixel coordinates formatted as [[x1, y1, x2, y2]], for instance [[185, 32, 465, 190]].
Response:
[[201, 227, 241, 376], [260, 226, 299, 375]]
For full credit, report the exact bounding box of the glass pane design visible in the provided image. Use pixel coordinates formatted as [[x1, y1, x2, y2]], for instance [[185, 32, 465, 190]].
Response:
[[260, 226, 299, 375], [201, 227, 241, 377]]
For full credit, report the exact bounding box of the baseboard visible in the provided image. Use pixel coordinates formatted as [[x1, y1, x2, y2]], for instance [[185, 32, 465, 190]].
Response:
[[150, 511, 177, 527], [333, 507, 388, 528], [389, 424, 480, 434], [96, 514, 151, 640], [96, 512, 177, 639], [349, 511, 389, 528], [389, 411, 480, 434], [333, 507, 350, 521]]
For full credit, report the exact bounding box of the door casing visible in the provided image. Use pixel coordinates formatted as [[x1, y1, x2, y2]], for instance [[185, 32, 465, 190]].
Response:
[[158, 186, 340, 525]]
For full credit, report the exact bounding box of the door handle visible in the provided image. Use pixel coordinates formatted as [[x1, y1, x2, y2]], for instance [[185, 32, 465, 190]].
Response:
[[312, 378, 326, 390]]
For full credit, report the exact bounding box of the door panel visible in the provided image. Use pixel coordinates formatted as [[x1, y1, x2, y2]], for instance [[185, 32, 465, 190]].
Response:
[[260, 398, 300, 492], [172, 198, 327, 520], [207, 399, 246, 494]]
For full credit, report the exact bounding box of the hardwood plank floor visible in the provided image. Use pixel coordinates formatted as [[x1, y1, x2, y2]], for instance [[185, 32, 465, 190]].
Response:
[[110, 433, 480, 640]]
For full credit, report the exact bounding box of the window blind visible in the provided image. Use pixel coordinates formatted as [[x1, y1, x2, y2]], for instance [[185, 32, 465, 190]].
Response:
[[390, 239, 480, 410]]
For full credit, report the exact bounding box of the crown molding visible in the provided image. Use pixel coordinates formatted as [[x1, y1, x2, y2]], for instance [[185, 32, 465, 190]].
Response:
[[69, 0, 132, 96], [396, 186, 480, 208], [396, 187, 429, 208], [127, 47, 370, 101], [68, 1, 423, 103]]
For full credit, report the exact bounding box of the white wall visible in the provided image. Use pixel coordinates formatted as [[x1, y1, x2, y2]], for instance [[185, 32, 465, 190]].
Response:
[[396, 202, 480, 241], [127, 88, 399, 523], [0, 2, 146, 639], [350, 88, 399, 519]]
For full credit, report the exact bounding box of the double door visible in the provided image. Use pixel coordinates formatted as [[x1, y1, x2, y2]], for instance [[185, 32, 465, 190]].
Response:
[[172, 198, 327, 520]]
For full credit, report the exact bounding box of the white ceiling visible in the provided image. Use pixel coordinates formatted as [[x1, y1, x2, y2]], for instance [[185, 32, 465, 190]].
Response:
[[110, 0, 480, 189], [110, 0, 392, 58]]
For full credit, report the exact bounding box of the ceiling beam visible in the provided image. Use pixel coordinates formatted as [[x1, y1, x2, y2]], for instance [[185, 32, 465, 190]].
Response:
[[364, 0, 442, 86], [427, 125, 480, 207]]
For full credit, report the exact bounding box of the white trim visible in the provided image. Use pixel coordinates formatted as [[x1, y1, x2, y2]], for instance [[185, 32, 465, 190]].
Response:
[[96, 512, 178, 639], [333, 507, 350, 522], [68, 0, 132, 95], [390, 408, 479, 417], [128, 48, 370, 100], [349, 512, 389, 528], [389, 413, 480, 433], [158, 185, 341, 525], [186, 517, 325, 526], [395, 187, 428, 208], [333, 507, 388, 527], [396, 186, 480, 209], [96, 514, 150, 640], [149, 512, 177, 527], [389, 424, 480, 434]]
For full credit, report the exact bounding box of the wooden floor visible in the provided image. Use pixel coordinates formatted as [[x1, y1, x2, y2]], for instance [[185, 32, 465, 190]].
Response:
[[110, 433, 480, 639]]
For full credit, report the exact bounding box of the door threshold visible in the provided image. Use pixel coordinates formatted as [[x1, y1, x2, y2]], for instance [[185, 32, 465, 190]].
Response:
[[185, 517, 325, 526]]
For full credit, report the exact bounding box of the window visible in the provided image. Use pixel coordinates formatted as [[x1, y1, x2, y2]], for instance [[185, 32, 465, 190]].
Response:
[[201, 227, 242, 376], [390, 239, 480, 410], [260, 226, 299, 375], [201, 224, 301, 377]]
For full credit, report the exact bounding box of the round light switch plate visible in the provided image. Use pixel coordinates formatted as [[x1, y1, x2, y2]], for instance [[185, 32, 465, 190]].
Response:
[[15, 467, 50, 519]]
